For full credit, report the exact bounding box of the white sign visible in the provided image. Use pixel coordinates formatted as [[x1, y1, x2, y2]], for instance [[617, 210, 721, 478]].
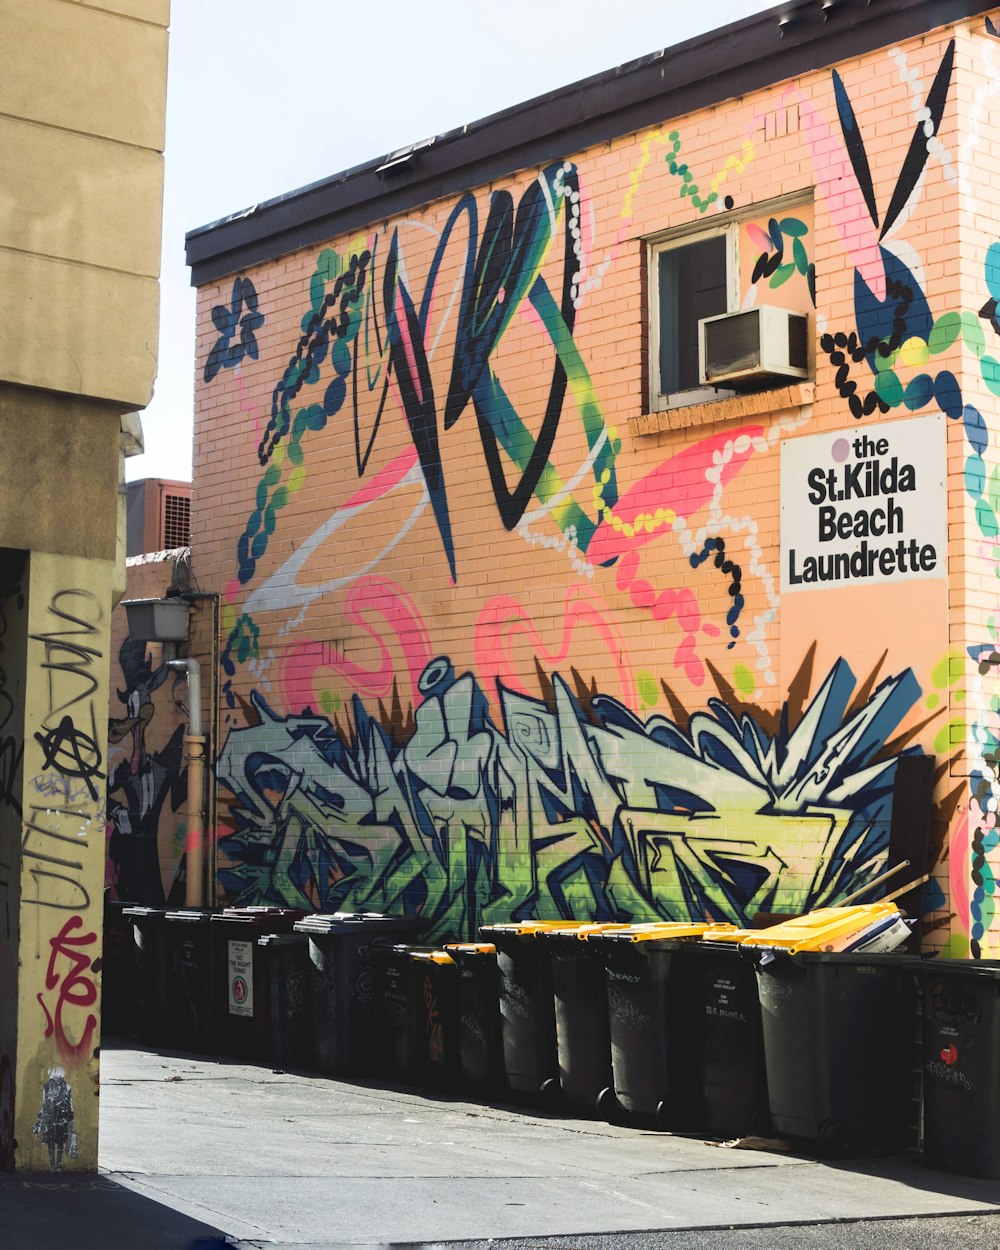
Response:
[[228, 939, 254, 1017], [781, 415, 946, 593]]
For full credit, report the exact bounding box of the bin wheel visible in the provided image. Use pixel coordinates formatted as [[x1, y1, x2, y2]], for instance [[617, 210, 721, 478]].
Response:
[[539, 1077, 561, 1107], [817, 1118, 855, 1159], [597, 1086, 625, 1125], [654, 1099, 677, 1132]]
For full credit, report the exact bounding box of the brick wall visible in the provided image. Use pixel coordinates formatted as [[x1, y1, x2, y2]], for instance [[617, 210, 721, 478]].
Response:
[[190, 13, 1000, 950]]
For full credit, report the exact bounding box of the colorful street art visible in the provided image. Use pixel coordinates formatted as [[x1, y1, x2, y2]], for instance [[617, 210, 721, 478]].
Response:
[[215, 655, 921, 941], [106, 639, 186, 906], [189, 19, 1000, 956]]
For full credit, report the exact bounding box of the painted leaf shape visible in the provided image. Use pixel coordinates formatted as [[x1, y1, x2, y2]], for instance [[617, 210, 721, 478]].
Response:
[[880, 39, 955, 240], [769, 263, 795, 289], [832, 69, 879, 229], [745, 222, 771, 252], [986, 242, 1000, 301], [779, 217, 808, 237]]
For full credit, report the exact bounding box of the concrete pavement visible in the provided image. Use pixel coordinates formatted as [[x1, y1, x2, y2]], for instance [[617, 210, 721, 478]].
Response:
[[4, 1042, 1000, 1249]]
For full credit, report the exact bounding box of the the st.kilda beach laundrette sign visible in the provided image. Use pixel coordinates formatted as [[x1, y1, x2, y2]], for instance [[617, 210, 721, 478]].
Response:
[[781, 414, 946, 592]]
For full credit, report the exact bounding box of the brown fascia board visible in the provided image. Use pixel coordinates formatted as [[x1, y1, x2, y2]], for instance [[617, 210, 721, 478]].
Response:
[[186, 0, 989, 286]]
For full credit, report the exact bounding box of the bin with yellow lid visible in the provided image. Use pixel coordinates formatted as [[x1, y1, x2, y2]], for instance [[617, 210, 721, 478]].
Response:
[[746, 939, 918, 1157], [409, 948, 460, 1087], [443, 943, 504, 1092], [736, 903, 909, 956], [533, 924, 633, 1112], [680, 927, 771, 1139], [586, 922, 720, 1127], [480, 920, 594, 1100]]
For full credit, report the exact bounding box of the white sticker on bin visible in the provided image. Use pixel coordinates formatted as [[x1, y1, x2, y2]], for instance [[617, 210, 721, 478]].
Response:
[[228, 939, 254, 1017]]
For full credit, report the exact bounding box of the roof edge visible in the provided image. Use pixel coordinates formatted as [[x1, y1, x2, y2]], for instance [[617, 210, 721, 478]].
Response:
[[187, 0, 990, 286]]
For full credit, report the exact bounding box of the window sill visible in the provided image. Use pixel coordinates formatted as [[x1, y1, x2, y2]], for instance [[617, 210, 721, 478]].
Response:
[[630, 382, 814, 436]]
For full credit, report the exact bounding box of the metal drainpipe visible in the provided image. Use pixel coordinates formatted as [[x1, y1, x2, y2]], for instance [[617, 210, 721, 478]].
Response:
[[167, 657, 206, 908]]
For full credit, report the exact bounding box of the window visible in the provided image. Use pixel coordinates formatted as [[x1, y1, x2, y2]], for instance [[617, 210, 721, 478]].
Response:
[[648, 194, 814, 412]]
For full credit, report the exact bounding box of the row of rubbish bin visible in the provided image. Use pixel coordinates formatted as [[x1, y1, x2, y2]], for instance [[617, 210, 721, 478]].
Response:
[[103, 899, 1000, 1181]]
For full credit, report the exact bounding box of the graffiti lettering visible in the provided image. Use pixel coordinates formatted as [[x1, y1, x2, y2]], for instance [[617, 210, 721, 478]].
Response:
[[33, 715, 104, 802], [0, 734, 23, 819], [22, 802, 92, 909], [30, 589, 103, 724], [422, 973, 445, 1065], [216, 656, 921, 940], [36, 915, 98, 1063], [24, 588, 106, 913]]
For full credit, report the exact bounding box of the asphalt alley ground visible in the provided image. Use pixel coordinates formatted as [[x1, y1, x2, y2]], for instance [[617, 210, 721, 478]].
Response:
[[4, 1042, 1000, 1249]]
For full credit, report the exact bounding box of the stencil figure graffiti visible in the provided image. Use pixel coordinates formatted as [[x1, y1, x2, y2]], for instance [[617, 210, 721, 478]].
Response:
[[32, 1067, 77, 1172]]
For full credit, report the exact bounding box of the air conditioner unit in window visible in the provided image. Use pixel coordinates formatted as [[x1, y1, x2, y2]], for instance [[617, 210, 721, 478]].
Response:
[[699, 306, 809, 387]]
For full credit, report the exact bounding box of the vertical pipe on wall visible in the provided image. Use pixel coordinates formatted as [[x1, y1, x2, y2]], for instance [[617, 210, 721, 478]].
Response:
[[166, 658, 205, 908]]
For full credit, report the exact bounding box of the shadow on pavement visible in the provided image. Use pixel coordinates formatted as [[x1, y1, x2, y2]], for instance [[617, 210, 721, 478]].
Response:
[[829, 1152, 1000, 1207], [1, 1172, 233, 1250]]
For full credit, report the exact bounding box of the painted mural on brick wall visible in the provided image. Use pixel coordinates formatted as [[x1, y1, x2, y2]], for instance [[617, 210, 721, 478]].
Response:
[[217, 652, 921, 941], [106, 639, 186, 906], [198, 30, 1000, 947]]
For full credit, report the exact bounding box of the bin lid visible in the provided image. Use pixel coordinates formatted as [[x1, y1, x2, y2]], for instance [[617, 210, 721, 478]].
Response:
[[538, 923, 633, 941], [480, 920, 584, 938], [735, 903, 900, 954], [122, 906, 166, 918], [443, 942, 496, 955], [257, 932, 309, 947], [409, 950, 456, 966], [587, 922, 715, 944], [700, 924, 757, 944], [907, 955, 1000, 978], [164, 909, 215, 924], [293, 916, 358, 934]]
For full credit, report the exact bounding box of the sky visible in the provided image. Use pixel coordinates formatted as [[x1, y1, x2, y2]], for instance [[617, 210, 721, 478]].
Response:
[[129, 0, 778, 483]]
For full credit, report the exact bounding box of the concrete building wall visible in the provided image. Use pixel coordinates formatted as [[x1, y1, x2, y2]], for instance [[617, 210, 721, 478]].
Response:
[[189, 13, 998, 955], [0, 0, 170, 1172]]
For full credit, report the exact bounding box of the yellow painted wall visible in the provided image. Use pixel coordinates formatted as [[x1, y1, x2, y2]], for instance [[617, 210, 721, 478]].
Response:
[[0, 0, 170, 1173], [0, 0, 168, 408], [3, 552, 113, 1171]]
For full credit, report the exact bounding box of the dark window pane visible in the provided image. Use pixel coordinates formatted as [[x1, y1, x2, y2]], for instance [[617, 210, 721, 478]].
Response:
[[657, 235, 728, 395]]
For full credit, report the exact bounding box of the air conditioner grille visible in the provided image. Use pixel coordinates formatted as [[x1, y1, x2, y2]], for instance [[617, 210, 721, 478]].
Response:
[[704, 310, 762, 377], [788, 314, 808, 370], [162, 492, 191, 549]]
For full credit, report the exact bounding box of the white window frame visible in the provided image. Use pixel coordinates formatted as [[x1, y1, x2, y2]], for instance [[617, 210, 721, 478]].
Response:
[[647, 191, 813, 414]]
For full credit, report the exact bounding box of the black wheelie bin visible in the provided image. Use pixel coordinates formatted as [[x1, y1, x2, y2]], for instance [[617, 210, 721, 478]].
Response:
[[741, 907, 917, 1158], [537, 923, 631, 1114], [296, 911, 423, 1077], [479, 921, 589, 1103], [259, 930, 314, 1071], [588, 923, 715, 1128], [409, 948, 461, 1087], [684, 927, 771, 1138], [122, 905, 168, 1044], [163, 908, 218, 1053], [443, 942, 505, 1094], [917, 957, 1000, 1178], [210, 907, 304, 1061]]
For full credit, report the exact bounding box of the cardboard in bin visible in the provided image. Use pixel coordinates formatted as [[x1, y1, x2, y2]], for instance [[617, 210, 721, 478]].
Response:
[[736, 903, 910, 955]]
